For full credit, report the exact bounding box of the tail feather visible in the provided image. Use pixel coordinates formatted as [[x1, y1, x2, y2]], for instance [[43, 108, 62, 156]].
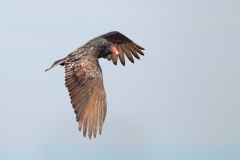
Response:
[[45, 58, 66, 72]]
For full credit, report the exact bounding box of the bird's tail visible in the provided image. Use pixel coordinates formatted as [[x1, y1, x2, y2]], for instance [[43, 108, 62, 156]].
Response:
[[45, 58, 66, 72]]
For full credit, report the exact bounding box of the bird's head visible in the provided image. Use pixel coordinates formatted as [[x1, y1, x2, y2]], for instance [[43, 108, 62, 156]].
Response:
[[93, 38, 118, 58]]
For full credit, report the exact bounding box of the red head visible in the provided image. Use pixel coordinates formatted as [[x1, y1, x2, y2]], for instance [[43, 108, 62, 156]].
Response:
[[109, 45, 118, 55]]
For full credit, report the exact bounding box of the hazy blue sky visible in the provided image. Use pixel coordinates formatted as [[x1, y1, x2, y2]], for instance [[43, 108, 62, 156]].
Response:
[[1, 0, 240, 159]]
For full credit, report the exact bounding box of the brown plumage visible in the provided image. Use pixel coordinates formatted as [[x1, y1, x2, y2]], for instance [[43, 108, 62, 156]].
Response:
[[46, 31, 145, 139]]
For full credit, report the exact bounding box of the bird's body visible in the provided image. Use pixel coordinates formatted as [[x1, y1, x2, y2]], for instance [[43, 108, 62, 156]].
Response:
[[46, 31, 144, 139]]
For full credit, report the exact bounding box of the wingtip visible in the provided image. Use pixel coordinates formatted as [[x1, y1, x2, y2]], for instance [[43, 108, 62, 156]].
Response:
[[130, 59, 134, 63], [83, 133, 86, 137], [113, 61, 117, 65]]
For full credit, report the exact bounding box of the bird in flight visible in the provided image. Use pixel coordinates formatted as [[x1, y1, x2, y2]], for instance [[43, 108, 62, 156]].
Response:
[[46, 31, 145, 139]]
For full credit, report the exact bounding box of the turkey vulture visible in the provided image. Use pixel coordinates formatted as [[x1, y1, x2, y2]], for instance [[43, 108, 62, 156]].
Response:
[[45, 31, 145, 139]]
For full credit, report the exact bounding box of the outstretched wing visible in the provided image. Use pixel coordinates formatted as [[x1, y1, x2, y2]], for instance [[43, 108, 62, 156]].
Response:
[[64, 55, 107, 139], [98, 31, 145, 66]]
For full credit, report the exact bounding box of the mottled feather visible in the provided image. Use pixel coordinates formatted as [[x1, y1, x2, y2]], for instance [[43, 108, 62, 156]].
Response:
[[64, 55, 106, 139]]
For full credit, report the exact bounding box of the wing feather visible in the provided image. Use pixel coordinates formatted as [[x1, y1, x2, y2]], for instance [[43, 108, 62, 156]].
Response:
[[121, 43, 134, 63], [127, 44, 140, 59], [131, 43, 144, 55], [83, 117, 88, 137], [64, 56, 107, 139], [117, 44, 125, 66], [100, 101, 103, 134], [112, 53, 118, 65], [93, 99, 98, 128], [98, 31, 145, 66], [107, 54, 112, 61]]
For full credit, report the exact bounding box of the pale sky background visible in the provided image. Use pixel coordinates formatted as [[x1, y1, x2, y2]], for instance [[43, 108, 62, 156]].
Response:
[[1, 0, 240, 160]]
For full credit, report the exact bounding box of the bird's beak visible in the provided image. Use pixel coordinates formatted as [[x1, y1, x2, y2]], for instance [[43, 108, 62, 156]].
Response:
[[115, 51, 119, 55]]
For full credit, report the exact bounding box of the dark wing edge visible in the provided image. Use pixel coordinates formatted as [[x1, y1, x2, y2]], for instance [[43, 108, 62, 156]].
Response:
[[64, 62, 107, 139], [45, 58, 65, 72], [99, 31, 145, 66]]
